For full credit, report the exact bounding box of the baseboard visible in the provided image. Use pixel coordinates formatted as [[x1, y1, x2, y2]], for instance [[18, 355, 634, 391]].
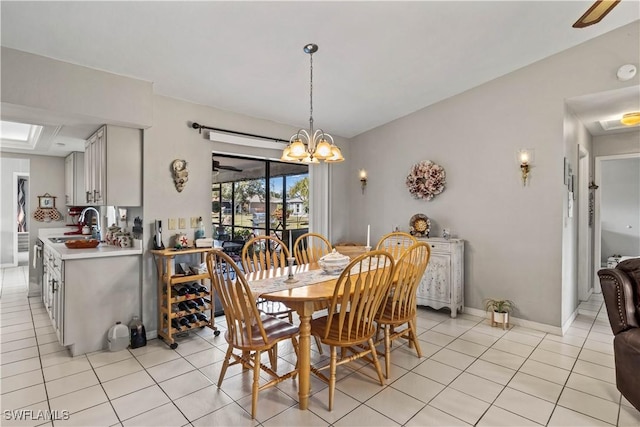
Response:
[[147, 330, 158, 340], [562, 308, 579, 336], [464, 307, 563, 335]]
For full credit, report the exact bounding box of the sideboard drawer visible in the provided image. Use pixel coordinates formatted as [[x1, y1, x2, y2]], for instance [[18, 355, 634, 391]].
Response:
[[427, 241, 450, 252]]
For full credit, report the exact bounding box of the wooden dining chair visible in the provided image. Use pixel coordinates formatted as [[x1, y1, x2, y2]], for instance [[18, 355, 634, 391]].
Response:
[[293, 231, 333, 354], [241, 234, 294, 325], [375, 231, 417, 260], [375, 242, 431, 378], [310, 250, 395, 411], [206, 250, 299, 420], [293, 232, 332, 265]]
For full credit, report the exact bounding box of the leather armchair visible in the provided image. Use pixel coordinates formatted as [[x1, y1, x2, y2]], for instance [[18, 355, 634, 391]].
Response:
[[598, 258, 640, 412]]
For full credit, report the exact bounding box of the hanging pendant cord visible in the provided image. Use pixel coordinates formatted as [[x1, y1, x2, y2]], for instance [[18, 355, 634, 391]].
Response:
[[309, 50, 314, 134]]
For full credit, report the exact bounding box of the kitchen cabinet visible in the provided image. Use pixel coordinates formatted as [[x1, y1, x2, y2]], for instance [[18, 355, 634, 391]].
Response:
[[43, 246, 64, 342], [416, 237, 464, 318], [84, 125, 142, 206], [65, 152, 84, 206], [42, 242, 141, 356], [151, 247, 220, 349]]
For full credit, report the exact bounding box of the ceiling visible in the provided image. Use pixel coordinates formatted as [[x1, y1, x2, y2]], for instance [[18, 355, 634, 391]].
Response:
[[1, 1, 639, 157]]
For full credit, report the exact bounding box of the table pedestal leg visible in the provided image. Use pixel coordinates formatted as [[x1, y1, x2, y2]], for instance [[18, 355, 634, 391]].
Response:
[[292, 301, 314, 410]]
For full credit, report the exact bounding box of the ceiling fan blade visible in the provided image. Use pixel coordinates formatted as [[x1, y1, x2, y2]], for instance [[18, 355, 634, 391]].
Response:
[[218, 165, 243, 172], [573, 0, 621, 28], [212, 160, 242, 172]]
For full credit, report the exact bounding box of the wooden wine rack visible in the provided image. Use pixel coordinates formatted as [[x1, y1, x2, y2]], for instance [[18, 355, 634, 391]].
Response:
[[151, 247, 221, 349]]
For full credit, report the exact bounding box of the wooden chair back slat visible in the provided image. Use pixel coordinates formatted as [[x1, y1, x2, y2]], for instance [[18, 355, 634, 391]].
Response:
[[294, 232, 332, 265], [242, 235, 290, 273], [207, 250, 268, 346], [324, 250, 395, 344], [375, 231, 417, 260]]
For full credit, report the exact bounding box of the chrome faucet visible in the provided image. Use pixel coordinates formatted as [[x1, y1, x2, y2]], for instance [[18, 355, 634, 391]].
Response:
[[79, 207, 101, 240]]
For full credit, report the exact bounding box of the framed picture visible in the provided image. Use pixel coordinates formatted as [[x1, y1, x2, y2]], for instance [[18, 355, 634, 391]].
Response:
[[564, 157, 569, 185], [38, 193, 56, 209]]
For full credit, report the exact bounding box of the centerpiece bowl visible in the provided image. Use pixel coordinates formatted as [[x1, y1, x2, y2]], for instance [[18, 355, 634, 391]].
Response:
[[318, 249, 350, 275]]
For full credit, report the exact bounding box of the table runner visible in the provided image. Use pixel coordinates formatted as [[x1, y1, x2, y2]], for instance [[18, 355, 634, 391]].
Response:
[[249, 258, 391, 296], [249, 268, 340, 296]]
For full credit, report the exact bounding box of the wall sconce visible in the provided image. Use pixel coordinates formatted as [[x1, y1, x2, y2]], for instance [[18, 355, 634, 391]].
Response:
[[359, 169, 368, 194], [517, 149, 534, 186]]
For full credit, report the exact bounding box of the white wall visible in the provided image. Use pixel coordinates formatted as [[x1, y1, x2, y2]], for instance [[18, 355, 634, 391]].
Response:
[[342, 22, 639, 327], [593, 130, 640, 157], [1, 47, 153, 129], [600, 157, 640, 262]]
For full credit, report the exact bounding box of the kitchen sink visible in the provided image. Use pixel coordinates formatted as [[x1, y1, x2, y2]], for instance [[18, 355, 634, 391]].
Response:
[[48, 236, 92, 244]]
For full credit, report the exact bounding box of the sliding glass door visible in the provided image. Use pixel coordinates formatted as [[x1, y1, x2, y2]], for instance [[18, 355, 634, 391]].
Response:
[[211, 154, 308, 247]]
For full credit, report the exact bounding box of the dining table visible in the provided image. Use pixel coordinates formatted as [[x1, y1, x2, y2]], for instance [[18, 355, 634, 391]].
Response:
[[245, 263, 340, 410]]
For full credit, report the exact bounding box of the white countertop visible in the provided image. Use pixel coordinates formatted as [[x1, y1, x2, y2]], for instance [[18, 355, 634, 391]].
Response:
[[39, 228, 142, 260]]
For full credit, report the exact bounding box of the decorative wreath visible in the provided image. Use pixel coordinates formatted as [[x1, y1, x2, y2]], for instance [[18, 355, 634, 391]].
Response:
[[406, 160, 446, 201]]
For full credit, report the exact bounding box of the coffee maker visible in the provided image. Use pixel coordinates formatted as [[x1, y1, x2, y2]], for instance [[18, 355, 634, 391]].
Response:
[[153, 219, 165, 250]]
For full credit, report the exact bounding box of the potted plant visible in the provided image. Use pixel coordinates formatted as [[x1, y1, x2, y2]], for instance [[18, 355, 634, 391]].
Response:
[[484, 298, 514, 330]]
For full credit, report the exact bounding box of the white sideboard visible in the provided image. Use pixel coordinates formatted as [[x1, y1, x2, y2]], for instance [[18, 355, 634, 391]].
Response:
[[415, 237, 464, 317]]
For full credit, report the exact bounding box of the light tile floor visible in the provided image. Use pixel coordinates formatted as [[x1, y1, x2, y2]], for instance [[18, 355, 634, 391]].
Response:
[[1, 265, 639, 426]]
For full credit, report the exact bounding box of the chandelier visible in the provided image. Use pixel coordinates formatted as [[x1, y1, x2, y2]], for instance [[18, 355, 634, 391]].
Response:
[[281, 44, 344, 164]]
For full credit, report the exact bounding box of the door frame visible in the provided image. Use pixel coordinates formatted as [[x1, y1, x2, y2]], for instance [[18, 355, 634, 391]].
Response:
[[577, 146, 591, 301]]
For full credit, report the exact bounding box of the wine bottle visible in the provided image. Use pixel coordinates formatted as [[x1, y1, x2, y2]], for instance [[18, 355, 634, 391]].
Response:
[[171, 319, 183, 331], [185, 314, 198, 324], [178, 301, 190, 311], [185, 300, 198, 310], [196, 313, 208, 322], [172, 285, 189, 296], [178, 317, 190, 328], [193, 298, 205, 306], [194, 284, 208, 294]]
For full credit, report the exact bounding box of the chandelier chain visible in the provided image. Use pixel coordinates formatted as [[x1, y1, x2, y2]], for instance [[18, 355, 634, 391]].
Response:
[[309, 50, 314, 132]]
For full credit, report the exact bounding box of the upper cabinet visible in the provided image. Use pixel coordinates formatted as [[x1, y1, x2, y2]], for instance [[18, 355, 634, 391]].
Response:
[[84, 125, 142, 207], [64, 152, 84, 206]]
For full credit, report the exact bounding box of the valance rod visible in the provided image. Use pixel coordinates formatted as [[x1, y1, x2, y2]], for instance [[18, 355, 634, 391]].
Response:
[[191, 122, 288, 144]]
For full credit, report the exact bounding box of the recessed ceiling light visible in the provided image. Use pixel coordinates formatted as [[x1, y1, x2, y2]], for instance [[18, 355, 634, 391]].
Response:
[[621, 112, 640, 126]]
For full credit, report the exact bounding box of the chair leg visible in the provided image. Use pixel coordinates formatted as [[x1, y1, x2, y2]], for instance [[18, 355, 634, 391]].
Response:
[[251, 350, 261, 419], [409, 318, 422, 358], [268, 344, 278, 371], [314, 335, 324, 355], [368, 338, 385, 385], [218, 345, 234, 387], [384, 325, 391, 379], [329, 346, 337, 411]]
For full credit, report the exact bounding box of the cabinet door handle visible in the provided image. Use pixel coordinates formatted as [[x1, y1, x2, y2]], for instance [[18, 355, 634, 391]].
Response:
[[86, 191, 92, 203]]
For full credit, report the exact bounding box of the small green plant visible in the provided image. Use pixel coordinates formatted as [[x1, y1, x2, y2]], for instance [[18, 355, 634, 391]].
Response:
[[484, 298, 514, 314]]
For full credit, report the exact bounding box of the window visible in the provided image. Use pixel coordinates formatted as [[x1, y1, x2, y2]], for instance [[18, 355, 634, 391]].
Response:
[[211, 154, 308, 246]]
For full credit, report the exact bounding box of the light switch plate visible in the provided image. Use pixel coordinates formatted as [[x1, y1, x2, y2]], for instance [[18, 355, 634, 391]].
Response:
[[178, 218, 186, 229], [168, 218, 176, 230]]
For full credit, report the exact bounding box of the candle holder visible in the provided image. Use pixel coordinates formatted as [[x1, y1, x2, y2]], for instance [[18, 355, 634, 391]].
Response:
[[284, 257, 298, 283]]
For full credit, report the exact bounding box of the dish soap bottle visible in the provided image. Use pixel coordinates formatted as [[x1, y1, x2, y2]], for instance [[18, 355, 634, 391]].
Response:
[[194, 216, 205, 240]]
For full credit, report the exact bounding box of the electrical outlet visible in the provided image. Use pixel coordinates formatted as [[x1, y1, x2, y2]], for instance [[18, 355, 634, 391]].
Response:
[[178, 218, 186, 229], [168, 218, 176, 230], [190, 217, 198, 228]]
